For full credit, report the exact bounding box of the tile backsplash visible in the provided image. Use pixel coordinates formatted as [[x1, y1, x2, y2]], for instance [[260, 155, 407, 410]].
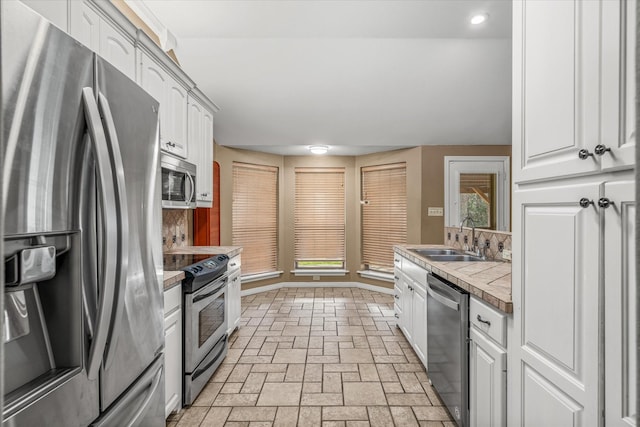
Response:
[[162, 210, 193, 251], [444, 227, 512, 262]]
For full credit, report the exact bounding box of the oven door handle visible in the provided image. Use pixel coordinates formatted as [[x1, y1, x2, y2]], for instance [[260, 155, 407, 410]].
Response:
[[193, 279, 227, 303]]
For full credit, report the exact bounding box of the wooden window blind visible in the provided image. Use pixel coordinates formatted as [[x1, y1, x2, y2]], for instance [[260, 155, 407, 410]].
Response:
[[232, 162, 278, 275], [294, 168, 346, 269], [361, 162, 407, 272]]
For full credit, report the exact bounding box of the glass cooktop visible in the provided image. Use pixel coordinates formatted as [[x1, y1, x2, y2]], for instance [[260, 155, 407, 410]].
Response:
[[162, 253, 217, 271]]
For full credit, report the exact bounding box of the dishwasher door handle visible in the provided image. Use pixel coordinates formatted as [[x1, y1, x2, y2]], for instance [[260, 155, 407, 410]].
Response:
[[427, 284, 459, 311]]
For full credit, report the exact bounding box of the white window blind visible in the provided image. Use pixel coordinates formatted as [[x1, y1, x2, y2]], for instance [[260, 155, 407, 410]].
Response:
[[294, 167, 346, 269], [361, 162, 407, 272], [232, 162, 278, 275]]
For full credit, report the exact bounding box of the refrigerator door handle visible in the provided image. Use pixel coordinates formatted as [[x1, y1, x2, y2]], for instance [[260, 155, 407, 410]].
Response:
[[81, 87, 119, 380], [96, 92, 130, 370]]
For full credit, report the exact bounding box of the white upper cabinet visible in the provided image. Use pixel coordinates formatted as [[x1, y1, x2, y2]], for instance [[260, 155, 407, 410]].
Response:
[[69, 0, 99, 51], [70, 1, 135, 81], [166, 82, 188, 158], [139, 52, 189, 159], [187, 94, 215, 207], [21, 0, 68, 30], [200, 109, 214, 206], [98, 19, 135, 80], [513, 0, 635, 183], [600, 0, 637, 172]]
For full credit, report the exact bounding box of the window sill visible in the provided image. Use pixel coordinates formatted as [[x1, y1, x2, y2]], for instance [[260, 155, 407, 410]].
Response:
[[357, 270, 394, 283], [291, 269, 349, 277], [241, 271, 283, 283]]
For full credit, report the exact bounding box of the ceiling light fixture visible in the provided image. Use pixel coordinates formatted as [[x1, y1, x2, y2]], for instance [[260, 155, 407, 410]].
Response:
[[308, 145, 329, 155], [470, 13, 488, 25]]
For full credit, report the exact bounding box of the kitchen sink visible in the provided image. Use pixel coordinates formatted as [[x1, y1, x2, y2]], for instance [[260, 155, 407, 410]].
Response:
[[410, 248, 460, 256], [424, 254, 486, 262]]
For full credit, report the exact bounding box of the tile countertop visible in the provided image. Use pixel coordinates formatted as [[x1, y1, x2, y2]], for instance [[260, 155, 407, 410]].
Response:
[[394, 244, 512, 314], [162, 246, 243, 291]]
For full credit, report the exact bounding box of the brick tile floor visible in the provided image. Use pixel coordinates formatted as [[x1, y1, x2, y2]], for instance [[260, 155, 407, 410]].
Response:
[[167, 287, 455, 427]]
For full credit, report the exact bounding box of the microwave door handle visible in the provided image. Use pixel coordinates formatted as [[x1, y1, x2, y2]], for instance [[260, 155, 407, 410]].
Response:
[[82, 88, 119, 380], [186, 172, 195, 205], [97, 92, 130, 370]]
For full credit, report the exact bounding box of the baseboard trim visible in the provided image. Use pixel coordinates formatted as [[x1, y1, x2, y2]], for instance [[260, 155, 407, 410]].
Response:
[[240, 281, 394, 297]]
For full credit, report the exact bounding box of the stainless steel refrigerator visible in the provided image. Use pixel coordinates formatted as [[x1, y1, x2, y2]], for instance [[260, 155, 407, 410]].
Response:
[[1, 1, 165, 425]]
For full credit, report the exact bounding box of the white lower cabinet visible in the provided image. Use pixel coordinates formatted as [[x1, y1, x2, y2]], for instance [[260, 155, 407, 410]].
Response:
[[226, 255, 242, 335], [469, 296, 507, 427], [394, 254, 428, 367], [163, 285, 182, 418]]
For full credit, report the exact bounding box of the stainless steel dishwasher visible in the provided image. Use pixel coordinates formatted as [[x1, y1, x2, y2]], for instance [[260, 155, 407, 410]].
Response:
[[427, 273, 469, 427]]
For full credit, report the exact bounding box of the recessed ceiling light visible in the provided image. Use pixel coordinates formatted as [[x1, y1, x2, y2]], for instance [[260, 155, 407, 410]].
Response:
[[470, 13, 488, 25], [308, 145, 329, 155]]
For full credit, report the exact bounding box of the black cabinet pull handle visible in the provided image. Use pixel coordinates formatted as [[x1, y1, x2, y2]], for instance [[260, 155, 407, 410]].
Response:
[[598, 198, 613, 209], [477, 315, 491, 326], [594, 144, 611, 156], [579, 198, 593, 208], [578, 149, 593, 159]]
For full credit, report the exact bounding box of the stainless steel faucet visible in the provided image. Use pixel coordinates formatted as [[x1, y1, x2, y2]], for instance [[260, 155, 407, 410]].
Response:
[[459, 215, 479, 255]]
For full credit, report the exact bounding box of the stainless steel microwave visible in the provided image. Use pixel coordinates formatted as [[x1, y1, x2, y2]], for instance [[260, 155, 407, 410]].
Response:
[[161, 154, 196, 209]]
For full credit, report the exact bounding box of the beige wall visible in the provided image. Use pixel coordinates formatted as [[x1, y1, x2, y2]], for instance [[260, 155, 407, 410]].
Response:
[[420, 145, 512, 243], [215, 143, 511, 291]]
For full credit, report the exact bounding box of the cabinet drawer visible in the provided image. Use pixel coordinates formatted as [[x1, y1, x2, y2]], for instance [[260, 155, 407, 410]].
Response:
[[393, 254, 402, 269], [228, 254, 241, 271], [403, 258, 429, 286], [470, 296, 507, 347], [164, 284, 182, 316], [393, 285, 402, 305]]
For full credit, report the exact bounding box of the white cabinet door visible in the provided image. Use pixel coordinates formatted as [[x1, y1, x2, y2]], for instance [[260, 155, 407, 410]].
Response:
[[167, 81, 188, 158], [98, 20, 135, 80], [469, 327, 506, 427], [21, 0, 68, 30], [511, 180, 600, 425], [227, 269, 242, 335], [199, 108, 214, 207], [411, 283, 427, 365], [399, 273, 413, 343], [187, 97, 203, 187], [69, 0, 99, 51], [604, 179, 636, 426], [513, 0, 601, 183], [601, 0, 637, 172], [164, 308, 182, 418], [139, 53, 169, 150]]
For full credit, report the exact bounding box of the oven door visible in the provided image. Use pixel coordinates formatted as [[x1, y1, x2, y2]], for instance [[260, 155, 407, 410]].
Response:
[[184, 277, 227, 373]]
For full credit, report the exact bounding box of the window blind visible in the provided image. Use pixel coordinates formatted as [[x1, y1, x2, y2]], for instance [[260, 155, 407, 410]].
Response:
[[294, 167, 346, 269], [232, 162, 278, 275], [361, 162, 407, 272]]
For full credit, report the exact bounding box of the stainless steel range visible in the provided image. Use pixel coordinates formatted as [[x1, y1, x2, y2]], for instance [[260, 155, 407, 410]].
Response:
[[164, 254, 229, 405]]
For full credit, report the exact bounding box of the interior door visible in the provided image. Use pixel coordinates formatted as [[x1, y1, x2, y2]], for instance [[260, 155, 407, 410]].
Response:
[[95, 58, 164, 411]]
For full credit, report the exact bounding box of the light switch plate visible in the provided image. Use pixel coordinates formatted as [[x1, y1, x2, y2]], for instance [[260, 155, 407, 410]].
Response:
[[502, 249, 512, 261], [428, 207, 444, 216]]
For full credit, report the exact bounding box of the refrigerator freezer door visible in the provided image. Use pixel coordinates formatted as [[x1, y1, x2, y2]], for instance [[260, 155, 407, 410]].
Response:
[[1, 3, 99, 426], [94, 58, 164, 412]]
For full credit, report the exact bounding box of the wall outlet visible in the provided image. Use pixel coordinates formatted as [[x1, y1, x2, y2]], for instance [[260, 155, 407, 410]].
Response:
[[428, 207, 444, 216], [502, 249, 512, 261], [313, 275, 320, 281]]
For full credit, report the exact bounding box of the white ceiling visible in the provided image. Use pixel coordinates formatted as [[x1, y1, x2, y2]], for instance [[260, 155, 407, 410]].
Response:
[[141, 0, 512, 156]]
